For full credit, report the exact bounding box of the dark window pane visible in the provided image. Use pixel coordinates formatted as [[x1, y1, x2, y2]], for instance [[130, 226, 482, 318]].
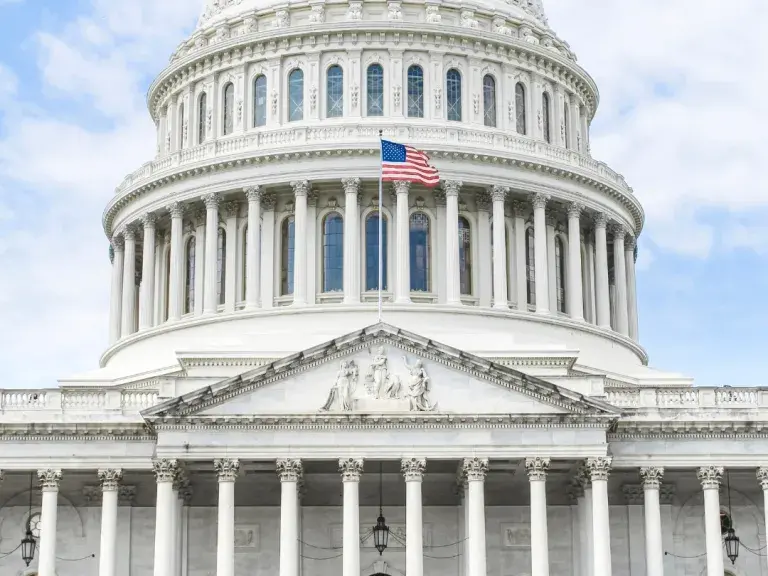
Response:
[[323, 213, 344, 292], [515, 83, 526, 135], [410, 213, 430, 291], [281, 217, 295, 295], [223, 83, 234, 135], [446, 69, 462, 121], [198, 93, 207, 143], [185, 237, 196, 314], [526, 227, 536, 305], [254, 75, 267, 127], [483, 75, 496, 127], [217, 229, 226, 305], [365, 213, 388, 291], [289, 69, 304, 122], [326, 66, 344, 118], [459, 217, 472, 295], [407, 65, 424, 118], [542, 92, 551, 143], [367, 64, 384, 116]]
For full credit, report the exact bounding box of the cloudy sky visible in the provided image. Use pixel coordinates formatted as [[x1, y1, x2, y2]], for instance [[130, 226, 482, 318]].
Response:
[[0, 0, 765, 388]]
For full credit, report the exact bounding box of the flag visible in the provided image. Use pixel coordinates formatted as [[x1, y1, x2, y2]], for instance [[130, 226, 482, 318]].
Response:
[[381, 139, 440, 188]]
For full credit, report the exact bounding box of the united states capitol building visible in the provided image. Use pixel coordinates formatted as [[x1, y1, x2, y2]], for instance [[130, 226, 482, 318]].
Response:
[[2, 1, 767, 576]]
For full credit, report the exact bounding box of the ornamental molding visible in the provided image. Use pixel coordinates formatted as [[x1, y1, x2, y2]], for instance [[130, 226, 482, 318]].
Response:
[[610, 419, 768, 439]]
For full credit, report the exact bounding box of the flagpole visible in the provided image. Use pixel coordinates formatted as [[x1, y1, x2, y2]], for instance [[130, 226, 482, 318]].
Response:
[[378, 129, 383, 323]]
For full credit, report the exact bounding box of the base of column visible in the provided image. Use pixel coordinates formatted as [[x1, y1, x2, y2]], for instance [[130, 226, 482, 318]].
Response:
[[395, 297, 411, 304], [536, 309, 550, 315], [492, 302, 508, 310], [291, 300, 307, 308], [570, 314, 585, 322], [446, 299, 462, 306]]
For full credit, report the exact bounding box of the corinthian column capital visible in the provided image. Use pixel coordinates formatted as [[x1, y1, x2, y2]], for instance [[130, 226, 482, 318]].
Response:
[[593, 212, 608, 229], [758, 467, 768, 490], [38, 469, 62, 492], [567, 202, 584, 219], [202, 192, 221, 209], [525, 457, 551, 480], [276, 458, 303, 482], [402, 458, 426, 481], [166, 202, 185, 218], [244, 185, 263, 201], [530, 192, 549, 210], [490, 185, 508, 202], [697, 466, 724, 489], [141, 212, 157, 228], [214, 458, 241, 482], [112, 236, 125, 251], [393, 180, 411, 196], [442, 180, 463, 197], [462, 457, 488, 482], [640, 466, 664, 489], [586, 456, 612, 481], [152, 458, 179, 483], [342, 177, 361, 195], [98, 468, 123, 492], [290, 180, 310, 197], [339, 458, 364, 482]]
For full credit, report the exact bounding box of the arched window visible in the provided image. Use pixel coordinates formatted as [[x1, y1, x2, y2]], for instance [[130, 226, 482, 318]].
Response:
[[367, 64, 384, 116], [253, 75, 267, 127], [542, 92, 551, 143], [326, 65, 344, 118], [483, 75, 496, 128], [515, 82, 527, 135], [407, 65, 424, 118], [184, 237, 196, 314], [410, 213, 430, 292], [365, 212, 388, 291], [198, 92, 207, 144], [323, 213, 344, 292], [555, 236, 566, 313], [446, 69, 462, 121], [525, 227, 536, 306], [458, 216, 472, 295], [223, 82, 235, 135], [178, 103, 185, 149], [563, 103, 570, 148], [217, 228, 226, 305], [281, 216, 296, 295], [288, 69, 304, 122]]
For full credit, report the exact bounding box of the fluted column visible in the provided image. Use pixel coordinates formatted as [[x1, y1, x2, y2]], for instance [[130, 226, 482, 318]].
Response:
[[215, 459, 239, 576], [339, 458, 363, 576], [512, 201, 527, 310], [491, 186, 509, 309], [758, 468, 768, 575], [443, 180, 463, 305], [587, 457, 612, 576], [98, 469, 122, 576], [167, 203, 185, 321], [582, 474, 594, 576], [531, 193, 550, 314], [640, 467, 664, 576], [244, 186, 263, 309], [277, 459, 302, 576], [464, 457, 488, 576], [109, 236, 124, 344], [193, 208, 206, 316], [120, 226, 137, 337], [139, 214, 157, 330], [526, 458, 551, 576], [567, 203, 584, 321], [402, 458, 426, 576], [394, 181, 412, 303], [153, 459, 178, 576], [203, 193, 221, 314], [594, 214, 611, 328], [698, 466, 725, 576], [342, 178, 361, 304], [625, 236, 639, 340], [291, 180, 309, 306], [37, 469, 62, 576], [612, 224, 629, 335]]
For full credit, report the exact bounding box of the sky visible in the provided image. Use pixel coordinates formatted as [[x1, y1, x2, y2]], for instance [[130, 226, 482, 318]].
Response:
[[0, 0, 766, 389]]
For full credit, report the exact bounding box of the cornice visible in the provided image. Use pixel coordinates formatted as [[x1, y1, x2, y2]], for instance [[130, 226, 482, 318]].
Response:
[[0, 422, 154, 440], [178, 357, 277, 369], [609, 420, 768, 440]]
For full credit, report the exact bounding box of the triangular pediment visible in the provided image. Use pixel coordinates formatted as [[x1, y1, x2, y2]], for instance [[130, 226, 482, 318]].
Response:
[[142, 324, 618, 421]]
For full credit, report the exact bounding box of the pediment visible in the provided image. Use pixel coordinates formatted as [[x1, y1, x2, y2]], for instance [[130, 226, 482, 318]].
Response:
[[143, 323, 618, 420]]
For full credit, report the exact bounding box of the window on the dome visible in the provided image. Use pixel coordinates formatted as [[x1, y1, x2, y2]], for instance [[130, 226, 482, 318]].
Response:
[[542, 91, 551, 144], [281, 216, 296, 295], [446, 69, 462, 121], [242, 224, 248, 299], [178, 103, 185, 149], [217, 228, 227, 305], [289, 69, 304, 122], [323, 213, 344, 292], [367, 64, 384, 116], [459, 216, 472, 295], [515, 82, 527, 135], [184, 236, 196, 314], [410, 213, 431, 292], [163, 250, 171, 321], [483, 75, 496, 128], [223, 82, 235, 135], [198, 92, 207, 144], [563, 102, 570, 149], [555, 236, 566, 313], [407, 65, 424, 118], [526, 227, 536, 306], [253, 75, 267, 127], [365, 212, 388, 291], [327, 65, 344, 118]]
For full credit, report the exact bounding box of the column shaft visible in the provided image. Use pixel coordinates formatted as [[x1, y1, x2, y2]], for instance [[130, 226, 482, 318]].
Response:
[[758, 468, 768, 575], [532, 194, 550, 314], [169, 486, 178, 576], [224, 202, 238, 312], [98, 469, 122, 576], [594, 215, 611, 328], [193, 211, 206, 316], [292, 181, 309, 306], [698, 467, 725, 576], [567, 204, 584, 320], [109, 238, 124, 344], [527, 458, 551, 576], [245, 187, 262, 309], [153, 460, 177, 576], [203, 193, 221, 314], [491, 187, 508, 309], [278, 459, 302, 576], [641, 468, 664, 576], [139, 215, 157, 330], [463, 458, 488, 576], [625, 237, 639, 340], [584, 485, 594, 576], [167, 204, 185, 321], [340, 459, 363, 576], [513, 204, 527, 310], [215, 459, 239, 576], [444, 181, 462, 305], [121, 228, 137, 337], [613, 226, 629, 335], [395, 182, 411, 303], [342, 178, 361, 304], [588, 458, 612, 576], [403, 459, 426, 576], [37, 470, 61, 576]]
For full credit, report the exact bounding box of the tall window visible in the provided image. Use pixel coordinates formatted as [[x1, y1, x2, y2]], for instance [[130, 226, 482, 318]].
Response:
[[563, 103, 570, 148], [555, 236, 566, 313], [526, 227, 536, 306], [407, 65, 424, 118], [365, 212, 388, 291], [289, 69, 304, 122], [198, 92, 207, 144], [542, 92, 551, 143], [446, 69, 462, 121], [242, 224, 248, 299], [178, 103, 185, 149], [483, 75, 496, 127], [217, 229, 226, 305], [223, 82, 234, 135], [323, 213, 344, 292], [410, 213, 430, 292], [164, 250, 171, 321], [184, 237, 196, 314], [253, 75, 267, 127], [367, 64, 384, 116], [458, 216, 472, 295], [281, 216, 295, 295], [326, 65, 344, 118], [515, 82, 527, 135]]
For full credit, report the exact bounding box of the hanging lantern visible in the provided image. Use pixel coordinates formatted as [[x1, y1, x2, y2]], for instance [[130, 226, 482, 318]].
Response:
[[21, 528, 36, 567], [372, 513, 389, 555], [724, 527, 740, 565]]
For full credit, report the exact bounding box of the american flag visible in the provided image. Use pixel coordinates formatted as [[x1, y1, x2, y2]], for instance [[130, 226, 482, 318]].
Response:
[[381, 139, 440, 188]]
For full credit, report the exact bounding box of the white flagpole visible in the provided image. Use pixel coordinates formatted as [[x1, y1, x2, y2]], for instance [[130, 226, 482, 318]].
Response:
[[378, 130, 383, 323]]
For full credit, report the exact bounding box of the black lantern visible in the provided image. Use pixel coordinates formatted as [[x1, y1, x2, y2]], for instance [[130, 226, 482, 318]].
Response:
[[21, 472, 36, 566], [372, 463, 389, 555], [724, 527, 740, 565]]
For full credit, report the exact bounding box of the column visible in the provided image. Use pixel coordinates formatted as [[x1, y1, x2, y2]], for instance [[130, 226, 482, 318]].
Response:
[[583, 476, 594, 576], [340, 458, 363, 576], [435, 190, 447, 303], [476, 193, 493, 308], [177, 478, 191, 576], [109, 236, 125, 344], [170, 480, 179, 576], [512, 202, 527, 311], [625, 236, 639, 340], [444, 180, 462, 305], [203, 193, 221, 314], [612, 224, 629, 336], [757, 468, 768, 574], [306, 192, 318, 304], [573, 478, 588, 576], [587, 457, 612, 576], [167, 203, 185, 321], [394, 181, 411, 303], [403, 458, 426, 576], [585, 237, 597, 324], [546, 216, 557, 312], [245, 186, 263, 309], [139, 214, 157, 330], [260, 194, 276, 309], [531, 193, 550, 314], [698, 466, 725, 576], [491, 186, 508, 310], [463, 457, 488, 576], [567, 203, 585, 321], [153, 459, 178, 576], [526, 458, 551, 576], [342, 178, 361, 304], [193, 208, 206, 316], [153, 232, 165, 324], [37, 469, 62, 576], [277, 459, 302, 576], [640, 467, 664, 576], [594, 214, 611, 328], [215, 459, 240, 576], [98, 469, 122, 576], [121, 226, 137, 337], [291, 180, 309, 306], [224, 201, 238, 312]]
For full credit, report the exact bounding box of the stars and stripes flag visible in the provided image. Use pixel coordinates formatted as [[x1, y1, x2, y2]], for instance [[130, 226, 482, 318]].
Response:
[[380, 139, 440, 188]]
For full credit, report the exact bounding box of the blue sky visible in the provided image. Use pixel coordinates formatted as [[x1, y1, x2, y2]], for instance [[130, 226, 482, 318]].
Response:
[[0, 0, 766, 388]]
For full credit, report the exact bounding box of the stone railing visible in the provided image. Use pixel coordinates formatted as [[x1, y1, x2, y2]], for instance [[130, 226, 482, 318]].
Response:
[[605, 387, 768, 410], [0, 388, 161, 415]]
